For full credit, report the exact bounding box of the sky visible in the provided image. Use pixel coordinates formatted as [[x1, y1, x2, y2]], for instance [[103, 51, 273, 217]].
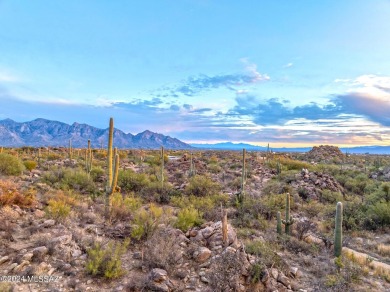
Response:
[[1, 0, 390, 147]]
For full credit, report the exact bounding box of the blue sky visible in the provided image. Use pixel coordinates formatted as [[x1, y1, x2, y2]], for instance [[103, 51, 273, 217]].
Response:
[[1, 0, 390, 146]]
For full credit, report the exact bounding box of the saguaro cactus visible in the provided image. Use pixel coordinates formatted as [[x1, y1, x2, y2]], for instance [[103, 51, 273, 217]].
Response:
[[334, 202, 343, 257], [237, 149, 246, 203], [277, 211, 282, 235], [160, 146, 164, 188], [282, 192, 294, 235], [188, 152, 196, 178], [105, 118, 119, 220], [85, 139, 93, 175], [68, 139, 72, 160]]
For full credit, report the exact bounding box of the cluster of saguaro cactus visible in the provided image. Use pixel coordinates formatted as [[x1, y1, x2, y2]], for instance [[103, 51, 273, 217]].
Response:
[[105, 118, 119, 220], [188, 152, 196, 178], [276, 192, 294, 235], [334, 201, 343, 257], [85, 139, 93, 175], [236, 149, 246, 204]]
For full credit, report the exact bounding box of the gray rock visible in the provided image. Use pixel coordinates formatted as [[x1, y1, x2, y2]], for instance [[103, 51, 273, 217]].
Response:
[[193, 247, 211, 263]]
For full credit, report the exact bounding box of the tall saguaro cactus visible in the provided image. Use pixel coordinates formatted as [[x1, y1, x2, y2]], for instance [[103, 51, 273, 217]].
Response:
[[334, 202, 343, 257], [85, 139, 93, 175], [68, 139, 72, 160], [160, 146, 164, 188], [237, 149, 246, 204], [282, 192, 294, 235], [105, 118, 119, 220]]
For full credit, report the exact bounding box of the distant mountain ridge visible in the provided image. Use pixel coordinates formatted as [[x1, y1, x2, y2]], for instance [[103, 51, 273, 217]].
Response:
[[0, 118, 193, 149], [191, 142, 390, 154]]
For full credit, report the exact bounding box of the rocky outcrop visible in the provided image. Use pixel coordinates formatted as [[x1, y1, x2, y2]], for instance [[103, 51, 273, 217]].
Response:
[[291, 168, 345, 200], [304, 145, 345, 163]]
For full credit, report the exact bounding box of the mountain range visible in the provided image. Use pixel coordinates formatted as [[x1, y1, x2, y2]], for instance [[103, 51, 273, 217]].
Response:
[[1, 118, 389, 154], [191, 142, 390, 154], [0, 118, 192, 149]]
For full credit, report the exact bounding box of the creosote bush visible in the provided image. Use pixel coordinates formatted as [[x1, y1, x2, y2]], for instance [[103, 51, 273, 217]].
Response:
[[23, 160, 37, 171], [185, 175, 220, 197], [131, 204, 166, 240], [174, 206, 204, 231], [110, 192, 142, 221], [0, 153, 25, 175], [86, 239, 129, 279]]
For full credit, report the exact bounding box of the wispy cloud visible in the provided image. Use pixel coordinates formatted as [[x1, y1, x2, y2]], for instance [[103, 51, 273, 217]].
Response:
[[155, 60, 269, 97]]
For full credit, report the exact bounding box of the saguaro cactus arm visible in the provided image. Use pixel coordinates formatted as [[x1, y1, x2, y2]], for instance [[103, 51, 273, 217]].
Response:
[[334, 201, 343, 257]]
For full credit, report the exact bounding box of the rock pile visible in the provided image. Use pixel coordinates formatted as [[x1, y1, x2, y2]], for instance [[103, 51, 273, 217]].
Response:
[[141, 221, 301, 291], [304, 145, 345, 163], [291, 169, 345, 200]]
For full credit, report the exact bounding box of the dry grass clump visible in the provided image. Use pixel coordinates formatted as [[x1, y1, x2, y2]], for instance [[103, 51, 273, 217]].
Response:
[[377, 243, 390, 257], [0, 179, 36, 207]]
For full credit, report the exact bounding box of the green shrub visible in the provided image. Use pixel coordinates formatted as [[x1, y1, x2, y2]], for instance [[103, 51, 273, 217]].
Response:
[[367, 201, 390, 229], [131, 204, 164, 240], [0, 153, 25, 175], [46, 199, 71, 222], [118, 169, 150, 193], [90, 167, 105, 182], [245, 240, 287, 272], [185, 175, 220, 197], [174, 206, 204, 231], [86, 239, 129, 279], [23, 160, 37, 171], [110, 192, 142, 221]]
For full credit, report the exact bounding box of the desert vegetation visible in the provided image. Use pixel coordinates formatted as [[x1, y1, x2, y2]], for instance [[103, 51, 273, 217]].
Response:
[[0, 131, 390, 291]]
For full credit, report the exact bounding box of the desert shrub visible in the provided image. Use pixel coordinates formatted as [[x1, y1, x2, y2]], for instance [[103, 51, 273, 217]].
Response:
[[46, 199, 71, 222], [143, 227, 182, 272], [131, 204, 165, 240], [279, 235, 316, 254], [0, 283, 13, 292], [45, 191, 77, 222], [377, 244, 390, 257], [139, 181, 178, 203], [23, 160, 37, 171], [174, 206, 204, 231], [86, 239, 129, 279], [185, 175, 220, 197], [245, 240, 287, 272], [118, 169, 150, 193], [321, 190, 343, 204], [0, 180, 36, 207], [61, 169, 97, 194], [0, 153, 25, 175], [207, 249, 245, 291], [110, 192, 142, 221], [258, 194, 286, 220], [208, 164, 222, 173], [171, 193, 229, 213], [89, 167, 105, 182], [367, 201, 390, 229], [268, 157, 311, 171], [46, 153, 61, 160], [261, 179, 292, 196]]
